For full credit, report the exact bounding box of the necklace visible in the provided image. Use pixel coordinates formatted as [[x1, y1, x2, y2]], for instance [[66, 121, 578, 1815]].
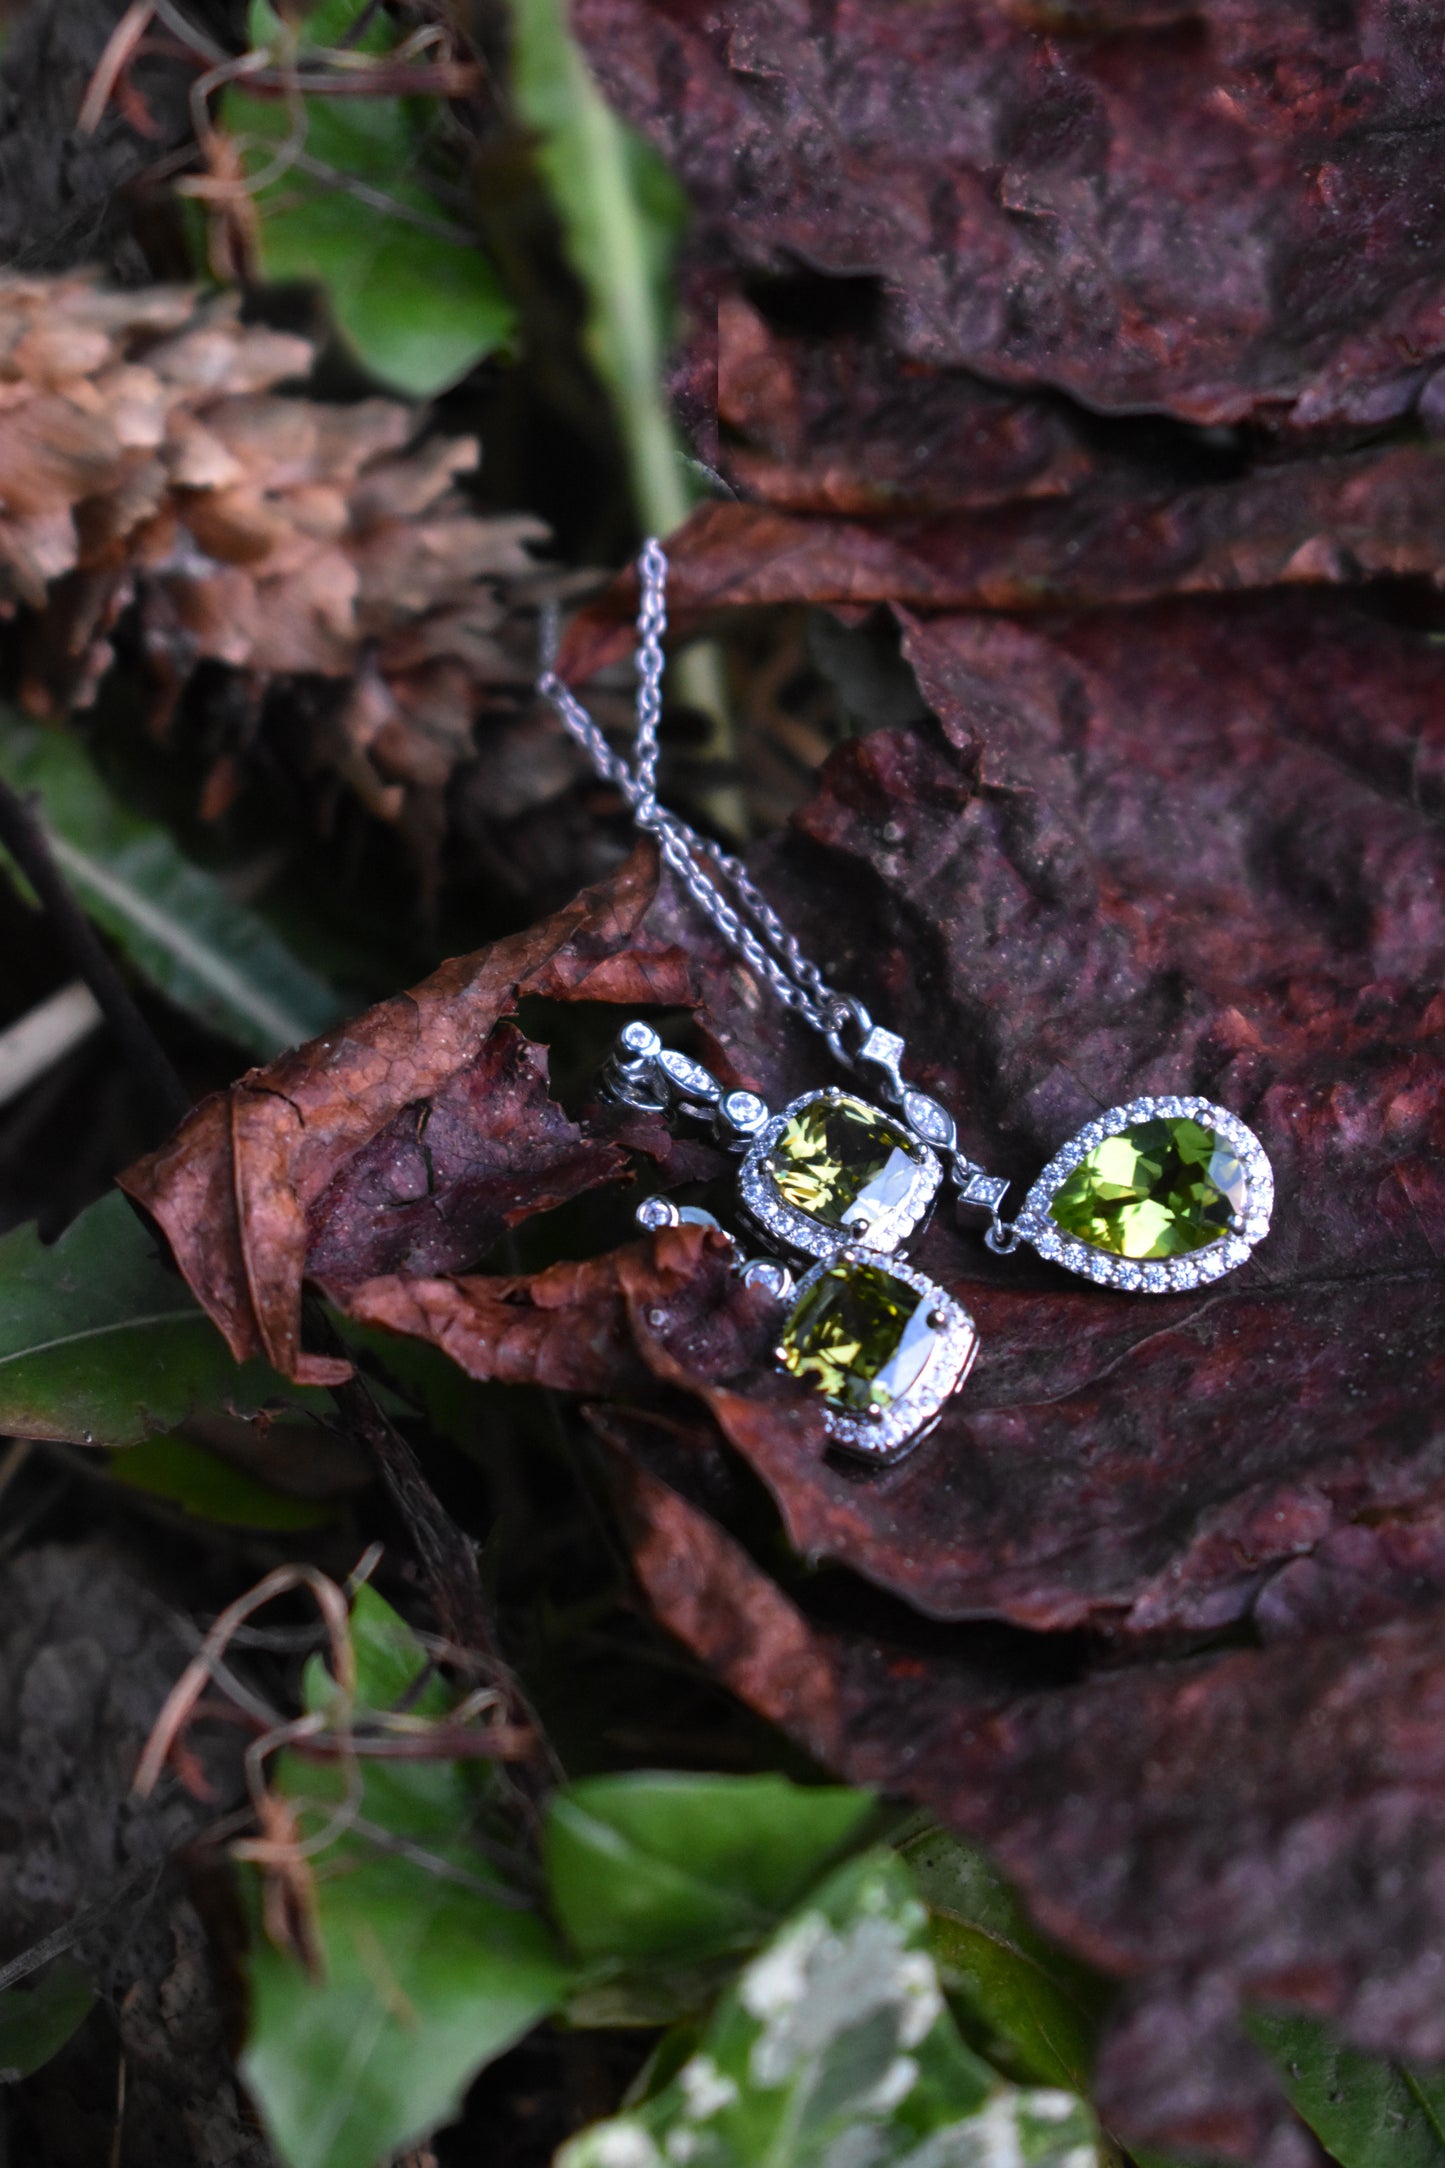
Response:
[[538, 542, 1274, 1462]]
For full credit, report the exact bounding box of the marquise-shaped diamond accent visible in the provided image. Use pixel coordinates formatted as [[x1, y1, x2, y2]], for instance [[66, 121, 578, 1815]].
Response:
[[1014, 1096, 1273, 1294]]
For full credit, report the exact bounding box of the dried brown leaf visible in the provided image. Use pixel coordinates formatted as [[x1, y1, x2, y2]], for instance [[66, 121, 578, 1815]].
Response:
[[119, 844, 692, 1383], [336, 1221, 777, 1397]]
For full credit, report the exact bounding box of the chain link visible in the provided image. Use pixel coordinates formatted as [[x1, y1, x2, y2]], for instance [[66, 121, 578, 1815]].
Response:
[[537, 540, 844, 1036]]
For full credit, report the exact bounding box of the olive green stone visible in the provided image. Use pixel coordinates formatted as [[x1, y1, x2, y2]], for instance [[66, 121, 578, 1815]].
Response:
[[764, 1093, 921, 1233], [779, 1260, 940, 1415], [1048, 1115, 1246, 1260]]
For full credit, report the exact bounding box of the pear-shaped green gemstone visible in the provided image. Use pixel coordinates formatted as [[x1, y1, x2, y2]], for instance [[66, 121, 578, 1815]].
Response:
[[1048, 1115, 1246, 1260], [779, 1260, 941, 1415], [763, 1093, 921, 1233]]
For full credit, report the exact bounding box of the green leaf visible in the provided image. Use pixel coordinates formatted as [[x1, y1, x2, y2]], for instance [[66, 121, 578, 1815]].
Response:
[[108, 1432, 333, 1530], [509, 0, 691, 531], [1248, 2010, 1445, 2168], [899, 1823, 1102, 2092], [546, 1772, 876, 1969], [0, 1961, 94, 2082], [0, 1192, 319, 1449], [561, 1848, 1104, 2168], [225, 0, 514, 397], [241, 1587, 569, 2168], [0, 713, 343, 1059], [307, 1581, 451, 1733]]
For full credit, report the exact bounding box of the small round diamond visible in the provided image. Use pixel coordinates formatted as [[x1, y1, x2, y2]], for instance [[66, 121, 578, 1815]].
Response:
[[721, 1089, 768, 1136], [635, 1195, 679, 1231]]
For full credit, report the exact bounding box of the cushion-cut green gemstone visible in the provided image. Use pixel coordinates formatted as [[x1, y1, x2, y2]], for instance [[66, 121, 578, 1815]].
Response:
[[1048, 1115, 1246, 1260], [764, 1093, 921, 1232], [779, 1260, 941, 1415]]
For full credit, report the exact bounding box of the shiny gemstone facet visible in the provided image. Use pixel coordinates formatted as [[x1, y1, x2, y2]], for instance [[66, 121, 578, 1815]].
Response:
[[1047, 1115, 1247, 1260], [779, 1259, 942, 1416], [763, 1093, 923, 1234]]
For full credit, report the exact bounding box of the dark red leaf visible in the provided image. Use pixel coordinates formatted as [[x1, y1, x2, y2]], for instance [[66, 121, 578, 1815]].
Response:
[[614, 1450, 1443, 2166], [614, 592, 1445, 1641], [576, 0, 1445, 439], [555, 455, 1445, 681], [716, 293, 1100, 518]]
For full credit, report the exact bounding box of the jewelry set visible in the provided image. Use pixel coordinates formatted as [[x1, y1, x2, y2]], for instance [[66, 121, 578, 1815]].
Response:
[[539, 544, 1273, 1463]]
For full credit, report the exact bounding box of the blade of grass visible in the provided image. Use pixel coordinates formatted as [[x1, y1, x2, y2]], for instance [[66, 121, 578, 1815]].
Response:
[[509, 0, 746, 835]]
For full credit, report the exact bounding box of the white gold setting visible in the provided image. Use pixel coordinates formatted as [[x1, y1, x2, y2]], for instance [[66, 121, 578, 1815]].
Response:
[[738, 1087, 942, 1262], [784, 1251, 979, 1462], [1014, 1096, 1274, 1294]]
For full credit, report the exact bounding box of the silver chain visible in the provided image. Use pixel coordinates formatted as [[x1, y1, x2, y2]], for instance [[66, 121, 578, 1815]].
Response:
[[536, 540, 1016, 1240], [537, 539, 844, 1038]]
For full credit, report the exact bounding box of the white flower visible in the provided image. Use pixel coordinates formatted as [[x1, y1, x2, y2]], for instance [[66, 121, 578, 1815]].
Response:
[[678, 2055, 738, 2121], [575, 2123, 663, 2168]]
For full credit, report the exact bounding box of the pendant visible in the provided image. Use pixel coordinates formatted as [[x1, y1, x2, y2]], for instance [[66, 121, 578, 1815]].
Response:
[[775, 1250, 978, 1457], [1012, 1096, 1273, 1293]]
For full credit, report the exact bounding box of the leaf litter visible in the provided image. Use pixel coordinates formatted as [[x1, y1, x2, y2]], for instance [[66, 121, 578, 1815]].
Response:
[[7, 0, 1441, 2157]]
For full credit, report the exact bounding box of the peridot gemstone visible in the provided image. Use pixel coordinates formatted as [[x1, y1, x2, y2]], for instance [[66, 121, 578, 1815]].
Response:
[[1048, 1116, 1246, 1260], [763, 1093, 921, 1233], [779, 1260, 940, 1415]]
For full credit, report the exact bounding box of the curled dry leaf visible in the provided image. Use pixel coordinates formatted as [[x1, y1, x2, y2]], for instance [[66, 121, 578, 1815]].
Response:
[[120, 846, 693, 1384], [716, 292, 1101, 519], [589, 591, 1445, 1646], [575, 0, 1445, 440], [336, 1221, 778, 1398], [0, 274, 550, 825]]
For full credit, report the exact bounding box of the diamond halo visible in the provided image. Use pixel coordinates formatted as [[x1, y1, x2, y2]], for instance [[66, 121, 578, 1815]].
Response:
[[1014, 1095, 1273, 1294], [738, 1087, 942, 1262], [780, 1249, 979, 1461]]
